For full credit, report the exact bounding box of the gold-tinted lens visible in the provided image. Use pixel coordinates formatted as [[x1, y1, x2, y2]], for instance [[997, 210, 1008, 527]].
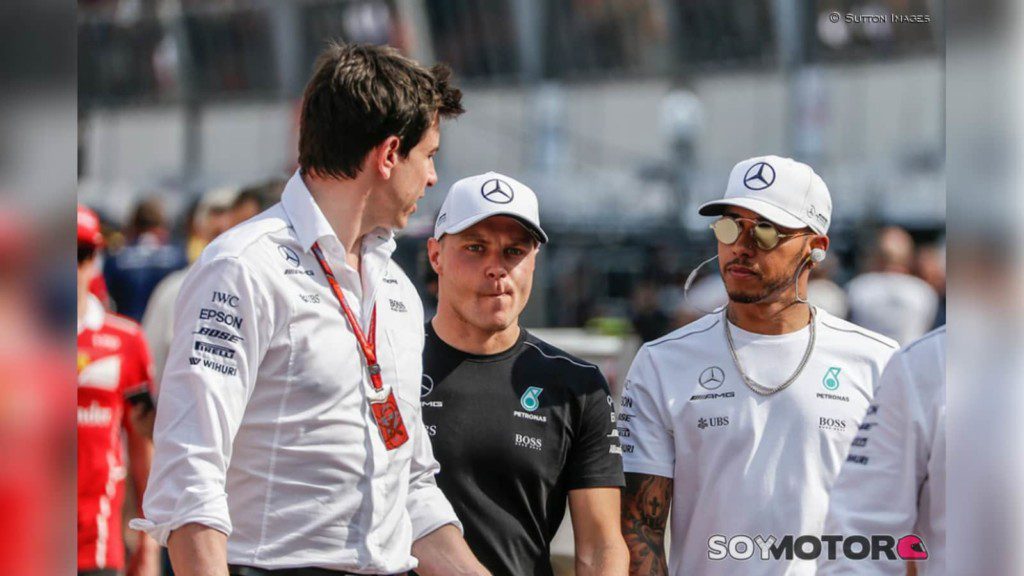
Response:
[[753, 222, 781, 249], [711, 218, 741, 244]]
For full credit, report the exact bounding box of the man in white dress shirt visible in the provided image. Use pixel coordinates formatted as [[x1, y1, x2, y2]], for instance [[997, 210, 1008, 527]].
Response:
[[619, 155, 898, 576], [131, 43, 488, 576]]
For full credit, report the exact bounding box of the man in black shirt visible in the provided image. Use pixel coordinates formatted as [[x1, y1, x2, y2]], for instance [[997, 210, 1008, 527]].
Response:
[[419, 172, 627, 576]]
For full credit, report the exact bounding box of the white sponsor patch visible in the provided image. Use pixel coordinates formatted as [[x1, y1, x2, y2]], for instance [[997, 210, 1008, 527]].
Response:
[[79, 356, 121, 391]]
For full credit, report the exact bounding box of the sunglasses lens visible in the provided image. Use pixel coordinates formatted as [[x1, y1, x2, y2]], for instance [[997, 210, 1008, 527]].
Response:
[[712, 218, 740, 244], [754, 223, 780, 249]]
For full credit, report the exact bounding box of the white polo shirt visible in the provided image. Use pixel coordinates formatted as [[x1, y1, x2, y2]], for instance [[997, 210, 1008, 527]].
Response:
[[131, 172, 460, 574], [620, 307, 897, 576], [820, 326, 946, 575]]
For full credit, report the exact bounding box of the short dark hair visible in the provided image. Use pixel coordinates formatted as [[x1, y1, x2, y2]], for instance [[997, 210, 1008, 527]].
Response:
[[299, 42, 464, 180]]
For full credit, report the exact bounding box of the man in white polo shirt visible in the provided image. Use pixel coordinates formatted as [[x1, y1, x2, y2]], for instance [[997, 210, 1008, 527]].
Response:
[[819, 325, 946, 575], [619, 155, 898, 576]]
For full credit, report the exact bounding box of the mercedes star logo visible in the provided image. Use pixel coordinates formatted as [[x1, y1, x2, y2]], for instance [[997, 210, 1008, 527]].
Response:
[[698, 366, 726, 390], [278, 245, 301, 267], [480, 179, 514, 204], [743, 162, 776, 191], [421, 374, 434, 397]]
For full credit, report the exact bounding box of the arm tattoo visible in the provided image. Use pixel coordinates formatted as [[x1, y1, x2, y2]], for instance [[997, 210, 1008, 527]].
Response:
[[621, 472, 672, 576]]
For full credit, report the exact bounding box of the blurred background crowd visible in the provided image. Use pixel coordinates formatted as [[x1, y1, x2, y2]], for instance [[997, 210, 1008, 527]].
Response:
[[72, 0, 944, 573], [78, 0, 944, 370]]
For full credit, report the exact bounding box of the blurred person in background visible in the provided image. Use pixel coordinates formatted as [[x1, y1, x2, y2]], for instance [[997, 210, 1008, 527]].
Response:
[[0, 210, 71, 576], [419, 172, 627, 576], [130, 42, 486, 576], [914, 241, 946, 328], [820, 325, 946, 575], [619, 156, 897, 576], [104, 197, 188, 321], [846, 226, 938, 345], [231, 177, 287, 224], [77, 205, 159, 576], [630, 280, 672, 343], [806, 254, 848, 319], [142, 186, 240, 385]]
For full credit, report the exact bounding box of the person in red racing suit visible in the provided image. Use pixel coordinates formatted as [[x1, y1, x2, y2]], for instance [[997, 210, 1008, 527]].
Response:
[[78, 204, 159, 576]]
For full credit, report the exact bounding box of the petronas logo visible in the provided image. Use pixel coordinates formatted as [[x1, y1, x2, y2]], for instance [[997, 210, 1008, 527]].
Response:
[[520, 386, 543, 412], [823, 367, 841, 391]]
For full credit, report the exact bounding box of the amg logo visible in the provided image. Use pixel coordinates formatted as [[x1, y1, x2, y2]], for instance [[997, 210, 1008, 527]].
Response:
[[514, 433, 543, 451], [383, 278, 399, 284], [421, 401, 443, 408], [199, 308, 243, 330], [194, 327, 244, 343], [819, 417, 847, 431], [284, 269, 315, 276], [194, 341, 236, 360], [691, 391, 736, 401], [211, 291, 239, 307]]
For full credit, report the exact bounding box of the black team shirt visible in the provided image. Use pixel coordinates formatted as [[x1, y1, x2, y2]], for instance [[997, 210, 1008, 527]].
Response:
[[416, 322, 624, 576]]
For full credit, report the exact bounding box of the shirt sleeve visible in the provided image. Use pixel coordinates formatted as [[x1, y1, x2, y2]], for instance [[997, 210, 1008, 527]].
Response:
[[619, 346, 675, 478], [404, 324, 462, 541], [128, 256, 272, 545], [565, 367, 625, 490], [405, 415, 463, 541], [818, 351, 930, 575]]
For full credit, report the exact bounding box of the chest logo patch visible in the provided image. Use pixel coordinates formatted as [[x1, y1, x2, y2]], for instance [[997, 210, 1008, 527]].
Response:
[[698, 366, 726, 390], [823, 367, 842, 391], [520, 386, 543, 412]]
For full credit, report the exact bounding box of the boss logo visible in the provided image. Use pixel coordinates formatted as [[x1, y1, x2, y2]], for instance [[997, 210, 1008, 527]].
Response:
[[819, 417, 847, 432], [514, 433, 543, 451]]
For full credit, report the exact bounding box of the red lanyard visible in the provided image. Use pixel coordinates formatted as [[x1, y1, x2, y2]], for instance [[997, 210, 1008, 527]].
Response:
[[310, 241, 409, 450]]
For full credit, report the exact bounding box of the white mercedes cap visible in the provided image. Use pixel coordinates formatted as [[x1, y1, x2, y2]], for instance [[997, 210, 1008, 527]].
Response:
[[699, 155, 832, 235], [433, 171, 548, 243]]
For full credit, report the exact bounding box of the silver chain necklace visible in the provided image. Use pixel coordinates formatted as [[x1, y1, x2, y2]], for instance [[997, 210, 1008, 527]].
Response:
[[723, 306, 817, 396]]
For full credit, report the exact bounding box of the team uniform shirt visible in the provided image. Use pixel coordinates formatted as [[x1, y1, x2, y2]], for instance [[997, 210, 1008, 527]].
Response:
[[417, 322, 624, 576], [131, 172, 460, 574], [820, 326, 946, 575], [846, 272, 938, 345], [78, 294, 154, 572], [620, 307, 897, 576]]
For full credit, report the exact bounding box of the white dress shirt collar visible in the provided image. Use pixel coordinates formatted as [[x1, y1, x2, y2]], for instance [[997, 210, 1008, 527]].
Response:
[[280, 170, 397, 258]]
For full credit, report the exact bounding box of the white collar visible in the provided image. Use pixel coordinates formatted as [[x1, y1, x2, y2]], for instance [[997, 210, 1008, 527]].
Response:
[[280, 170, 396, 256], [78, 294, 105, 335]]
